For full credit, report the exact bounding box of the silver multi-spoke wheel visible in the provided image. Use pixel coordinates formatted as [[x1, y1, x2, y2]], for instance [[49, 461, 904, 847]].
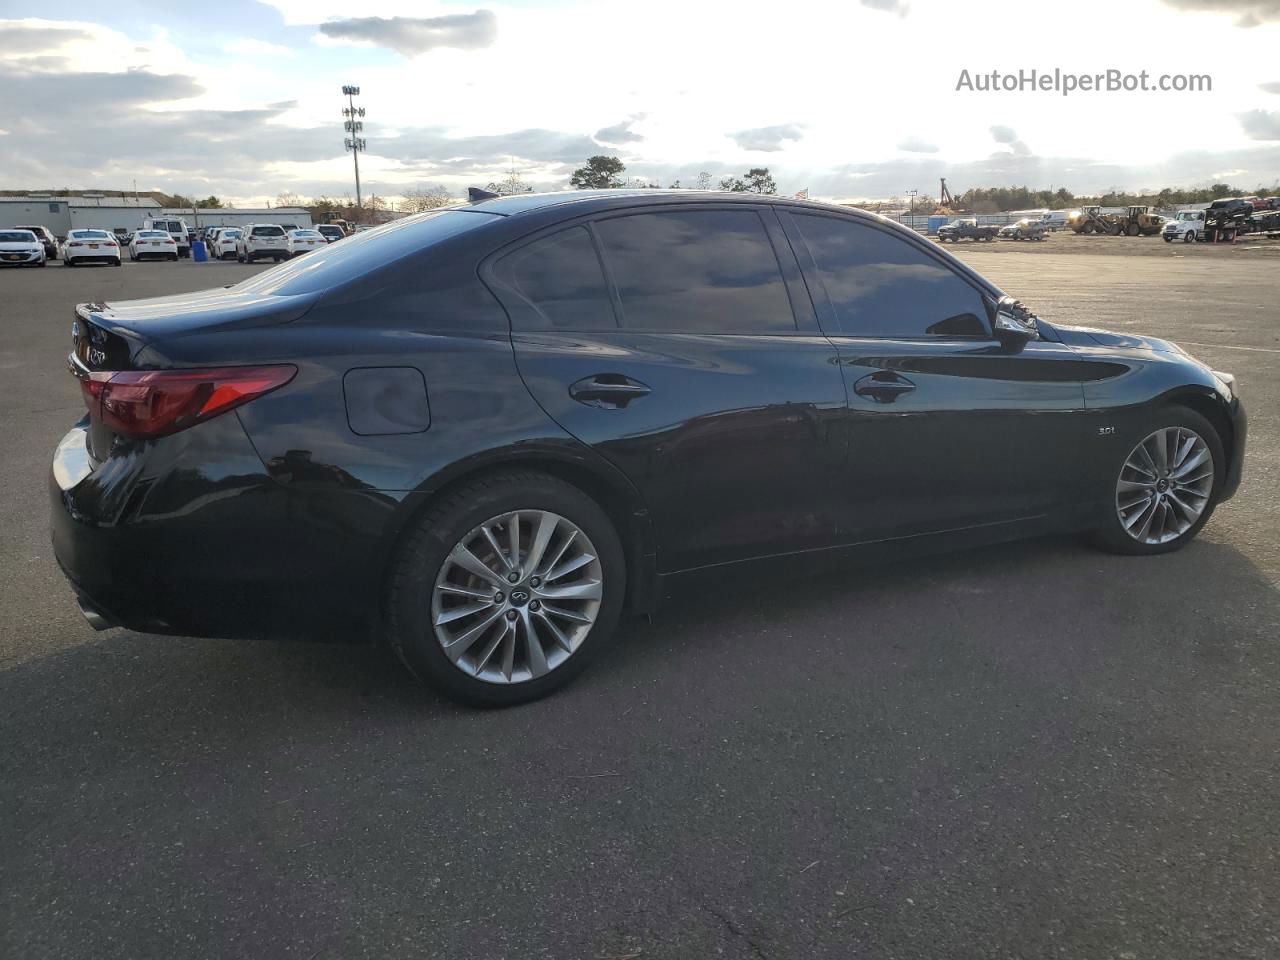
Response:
[[431, 510, 603, 684], [1116, 426, 1214, 545]]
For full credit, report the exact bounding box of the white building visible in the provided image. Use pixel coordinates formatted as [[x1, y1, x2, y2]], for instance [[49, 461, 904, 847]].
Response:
[[162, 207, 314, 231], [2, 195, 314, 238]]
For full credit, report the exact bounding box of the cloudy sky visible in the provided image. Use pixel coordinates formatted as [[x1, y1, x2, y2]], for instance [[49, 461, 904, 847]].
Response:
[[1, 0, 1278, 205]]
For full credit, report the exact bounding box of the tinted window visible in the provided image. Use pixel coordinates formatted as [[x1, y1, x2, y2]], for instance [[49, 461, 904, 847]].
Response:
[[794, 214, 989, 338], [595, 210, 794, 333], [71, 231, 110, 239], [252, 226, 285, 237], [231, 209, 498, 297], [0, 231, 36, 242], [495, 226, 615, 330]]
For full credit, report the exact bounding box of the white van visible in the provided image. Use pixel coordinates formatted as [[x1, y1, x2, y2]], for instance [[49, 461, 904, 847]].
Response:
[[1039, 210, 1070, 231], [142, 218, 190, 258]]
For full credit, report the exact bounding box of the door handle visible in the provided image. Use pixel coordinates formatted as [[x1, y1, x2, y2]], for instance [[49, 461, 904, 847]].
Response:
[[854, 372, 916, 403], [569, 374, 652, 409]]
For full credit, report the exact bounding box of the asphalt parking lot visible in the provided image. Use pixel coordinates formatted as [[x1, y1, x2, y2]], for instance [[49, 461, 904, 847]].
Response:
[[2, 249, 1279, 959]]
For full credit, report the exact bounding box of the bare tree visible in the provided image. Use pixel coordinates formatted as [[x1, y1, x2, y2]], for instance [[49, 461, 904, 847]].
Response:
[[402, 185, 454, 213], [486, 169, 534, 196], [276, 190, 305, 208]]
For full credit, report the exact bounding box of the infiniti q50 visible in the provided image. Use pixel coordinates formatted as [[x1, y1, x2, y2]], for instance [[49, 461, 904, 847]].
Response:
[[51, 191, 1246, 705]]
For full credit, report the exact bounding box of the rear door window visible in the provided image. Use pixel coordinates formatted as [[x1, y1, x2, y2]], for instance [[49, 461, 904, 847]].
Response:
[[593, 209, 795, 333], [494, 226, 616, 330], [792, 214, 990, 339]]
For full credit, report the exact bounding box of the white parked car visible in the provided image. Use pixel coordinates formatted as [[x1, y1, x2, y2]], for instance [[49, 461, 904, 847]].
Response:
[[128, 229, 179, 261], [208, 227, 242, 260], [1162, 210, 1206, 243], [61, 229, 122, 267], [0, 228, 46, 267], [236, 224, 289, 263], [285, 228, 325, 258], [141, 218, 191, 258]]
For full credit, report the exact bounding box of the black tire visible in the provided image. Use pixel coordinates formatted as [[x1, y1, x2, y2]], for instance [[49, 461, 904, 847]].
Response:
[[1184, 231, 1196, 243], [36, 260, 46, 268], [170, 254, 178, 261], [1163, 235, 1173, 243], [113, 258, 122, 267], [64, 258, 75, 266], [1091, 406, 1224, 556], [385, 471, 626, 706]]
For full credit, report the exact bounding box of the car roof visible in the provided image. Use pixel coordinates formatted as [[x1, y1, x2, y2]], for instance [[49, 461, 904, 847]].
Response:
[[463, 189, 889, 223]]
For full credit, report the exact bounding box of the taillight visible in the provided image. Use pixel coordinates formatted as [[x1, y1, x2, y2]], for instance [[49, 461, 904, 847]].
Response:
[[79, 365, 296, 438]]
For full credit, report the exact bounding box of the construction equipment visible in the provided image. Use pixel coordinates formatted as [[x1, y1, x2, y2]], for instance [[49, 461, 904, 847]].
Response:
[[937, 178, 967, 215], [1067, 206, 1116, 234], [1112, 206, 1165, 236]]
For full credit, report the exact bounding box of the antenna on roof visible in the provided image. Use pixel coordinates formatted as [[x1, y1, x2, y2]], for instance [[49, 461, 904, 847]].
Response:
[[468, 187, 501, 202]]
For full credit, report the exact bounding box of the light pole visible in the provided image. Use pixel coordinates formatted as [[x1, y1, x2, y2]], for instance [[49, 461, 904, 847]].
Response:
[[906, 189, 918, 222], [342, 85, 366, 214]]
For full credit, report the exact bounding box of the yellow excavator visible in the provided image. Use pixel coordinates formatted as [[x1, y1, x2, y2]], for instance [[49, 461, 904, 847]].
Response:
[[1070, 205, 1165, 236]]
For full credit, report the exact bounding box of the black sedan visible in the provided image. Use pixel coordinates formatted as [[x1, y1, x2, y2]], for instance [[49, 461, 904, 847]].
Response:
[[51, 191, 1246, 705]]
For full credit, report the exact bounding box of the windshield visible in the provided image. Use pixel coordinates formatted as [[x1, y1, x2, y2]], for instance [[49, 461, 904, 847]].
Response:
[[1177, 212, 1199, 221], [291, 230, 321, 238], [0, 231, 36, 242], [71, 230, 111, 239], [252, 226, 285, 237], [137, 231, 168, 238], [222, 229, 241, 238], [230, 209, 499, 297]]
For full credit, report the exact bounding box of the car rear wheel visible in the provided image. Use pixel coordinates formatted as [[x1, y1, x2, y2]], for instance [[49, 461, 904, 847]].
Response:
[[385, 471, 625, 706], [1092, 407, 1222, 556]]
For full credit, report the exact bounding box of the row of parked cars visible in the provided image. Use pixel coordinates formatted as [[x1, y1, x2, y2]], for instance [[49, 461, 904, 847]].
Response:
[[0, 220, 350, 268]]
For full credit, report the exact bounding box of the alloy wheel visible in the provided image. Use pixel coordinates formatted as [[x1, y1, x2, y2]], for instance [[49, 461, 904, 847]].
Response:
[[431, 510, 603, 684], [1115, 427, 1214, 545]]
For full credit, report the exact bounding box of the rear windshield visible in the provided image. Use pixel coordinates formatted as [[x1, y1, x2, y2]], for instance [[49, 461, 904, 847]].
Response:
[[137, 231, 168, 238], [221, 229, 241, 238], [252, 226, 285, 237], [291, 230, 321, 237], [0, 231, 35, 242], [71, 230, 111, 239], [318, 226, 342, 234], [231, 210, 499, 297]]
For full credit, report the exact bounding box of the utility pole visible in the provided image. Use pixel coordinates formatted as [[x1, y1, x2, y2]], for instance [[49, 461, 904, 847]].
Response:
[[342, 85, 366, 215], [906, 188, 918, 222]]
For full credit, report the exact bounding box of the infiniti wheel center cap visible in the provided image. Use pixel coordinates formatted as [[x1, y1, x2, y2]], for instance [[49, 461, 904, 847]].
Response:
[[1156, 479, 1169, 492], [509, 588, 531, 607]]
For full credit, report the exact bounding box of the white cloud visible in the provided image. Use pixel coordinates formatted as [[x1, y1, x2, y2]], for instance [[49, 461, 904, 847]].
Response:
[[316, 11, 497, 56], [728, 124, 804, 152], [225, 38, 296, 57]]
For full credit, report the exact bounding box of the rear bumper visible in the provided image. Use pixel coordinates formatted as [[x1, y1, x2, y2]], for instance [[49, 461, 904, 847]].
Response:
[[49, 416, 388, 644]]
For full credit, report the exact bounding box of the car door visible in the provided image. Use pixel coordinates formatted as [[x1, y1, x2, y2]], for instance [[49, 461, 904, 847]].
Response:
[[485, 204, 848, 572], [780, 210, 1090, 542]]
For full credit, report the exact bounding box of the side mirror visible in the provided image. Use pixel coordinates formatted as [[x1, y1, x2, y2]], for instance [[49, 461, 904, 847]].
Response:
[[993, 296, 1040, 349]]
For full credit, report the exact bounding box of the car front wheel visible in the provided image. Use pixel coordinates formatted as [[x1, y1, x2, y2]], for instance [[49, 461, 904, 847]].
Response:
[[1092, 408, 1222, 556], [386, 471, 625, 706]]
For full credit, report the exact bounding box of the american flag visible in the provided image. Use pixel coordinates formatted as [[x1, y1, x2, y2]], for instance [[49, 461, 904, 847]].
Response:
[[794, 188, 809, 199]]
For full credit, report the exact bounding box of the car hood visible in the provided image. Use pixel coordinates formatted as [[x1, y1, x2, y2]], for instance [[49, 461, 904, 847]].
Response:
[[1048, 322, 1186, 355]]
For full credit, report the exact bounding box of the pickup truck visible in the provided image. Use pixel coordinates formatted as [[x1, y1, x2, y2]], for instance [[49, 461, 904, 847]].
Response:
[[1201, 198, 1277, 242], [936, 219, 998, 242], [1162, 210, 1206, 243]]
